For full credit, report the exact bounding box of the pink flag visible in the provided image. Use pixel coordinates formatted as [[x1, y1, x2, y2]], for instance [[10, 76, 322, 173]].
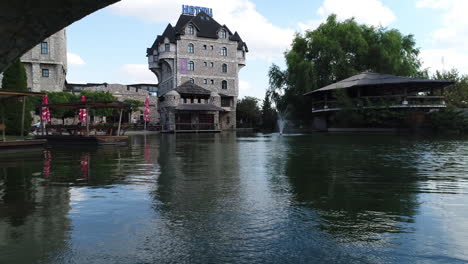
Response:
[[79, 96, 87, 122], [41, 95, 51, 123], [144, 97, 150, 122]]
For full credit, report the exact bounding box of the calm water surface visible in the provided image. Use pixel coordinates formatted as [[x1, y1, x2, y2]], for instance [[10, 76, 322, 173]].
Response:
[[1, 133, 468, 263]]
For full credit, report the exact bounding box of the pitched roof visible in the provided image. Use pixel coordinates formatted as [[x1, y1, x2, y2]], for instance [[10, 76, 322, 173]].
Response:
[[304, 72, 454, 95], [148, 11, 248, 54], [175, 81, 212, 95], [176, 104, 225, 111]]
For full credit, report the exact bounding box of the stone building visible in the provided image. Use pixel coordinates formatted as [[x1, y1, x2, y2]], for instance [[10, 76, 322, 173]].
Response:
[[20, 29, 67, 92], [147, 9, 248, 132], [0, 29, 67, 92], [66, 82, 159, 123]]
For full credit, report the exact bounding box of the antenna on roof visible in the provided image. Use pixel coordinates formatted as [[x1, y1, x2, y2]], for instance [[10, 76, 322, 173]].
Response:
[[182, 5, 213, 17]]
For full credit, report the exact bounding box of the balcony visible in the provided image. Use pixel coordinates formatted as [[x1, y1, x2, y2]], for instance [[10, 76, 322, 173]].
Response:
[[311, 95, 446, 113]]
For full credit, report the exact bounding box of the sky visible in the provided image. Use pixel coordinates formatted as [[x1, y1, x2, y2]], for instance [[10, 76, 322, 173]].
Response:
[[66, 0, 468, 99]]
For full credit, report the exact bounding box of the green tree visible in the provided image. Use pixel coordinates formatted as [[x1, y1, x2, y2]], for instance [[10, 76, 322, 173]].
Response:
[[236, 96, 261, 128], [268, 14, 426, 120], [432, 69, 468, 108], [79, 90, 117, 118], [261, 92, 277, 131], [46, 92, 79, 123], [0, 60, 32, 135]]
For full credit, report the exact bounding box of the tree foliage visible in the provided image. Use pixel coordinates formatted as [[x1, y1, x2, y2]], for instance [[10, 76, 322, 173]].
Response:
[[0, 60, 32, 135], [268, 14, 426, 120], [432, 69, 468, 108], [79, 90, 117, 117], [261, 92, 277, 131], [124, 99, 144, 113], [236, 96, 261, 128]]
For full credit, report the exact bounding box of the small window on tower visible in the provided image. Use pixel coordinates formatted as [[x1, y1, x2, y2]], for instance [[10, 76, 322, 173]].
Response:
[[42, 69, 49, 77], [188, 43, 194, 53], [222, 64, 227, 73], [188, 61, 194, 71], [221, 47, 227, 56], [41, 42, 48, 54]]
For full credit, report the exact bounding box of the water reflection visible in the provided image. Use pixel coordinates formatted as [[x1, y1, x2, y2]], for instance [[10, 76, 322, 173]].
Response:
[[0, 134, 468, 263]]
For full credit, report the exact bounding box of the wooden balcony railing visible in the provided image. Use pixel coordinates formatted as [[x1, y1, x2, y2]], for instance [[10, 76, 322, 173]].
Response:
[[311, 96, 446, 112]]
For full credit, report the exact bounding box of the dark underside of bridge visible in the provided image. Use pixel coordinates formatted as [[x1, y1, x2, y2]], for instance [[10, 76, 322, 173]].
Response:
[[0, 0, 120, 72]]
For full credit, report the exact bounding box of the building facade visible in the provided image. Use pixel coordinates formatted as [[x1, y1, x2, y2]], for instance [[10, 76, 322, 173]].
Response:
[[147, 10, 248, 131], [20, 29, 67, 92], [66, 82, 159, 124]]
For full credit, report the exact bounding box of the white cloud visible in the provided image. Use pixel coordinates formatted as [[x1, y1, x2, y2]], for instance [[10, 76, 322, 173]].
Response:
[[117, 64, 158, 84], [417, 0, 468, 74], [319, 0, 395, 26], [67, 52, 85, 66], [109, 0, 294, 59], [298, 0, 396, 33]]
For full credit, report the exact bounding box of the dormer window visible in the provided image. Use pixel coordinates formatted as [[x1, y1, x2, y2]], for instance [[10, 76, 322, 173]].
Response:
[[220, 29, 227, 39], [188, 43, 194, 53], [187, 25, 194, 35], [165, 43, 170, 52]]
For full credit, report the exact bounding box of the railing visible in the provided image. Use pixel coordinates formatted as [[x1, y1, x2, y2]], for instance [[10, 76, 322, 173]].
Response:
[[175, 123, 217, 131], [311, 96, 446, 112]]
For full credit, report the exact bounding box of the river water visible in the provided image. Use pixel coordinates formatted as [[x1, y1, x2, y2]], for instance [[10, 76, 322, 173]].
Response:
[[1, 133, 468, 263]]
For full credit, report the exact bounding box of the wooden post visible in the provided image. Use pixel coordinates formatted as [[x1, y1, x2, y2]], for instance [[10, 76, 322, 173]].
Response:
[[86, 107, 90, 136], [2, 107, 5, 142], [41, 113, 44, 136], [117, 109, 123, 136], [20, 97, 26, 137]]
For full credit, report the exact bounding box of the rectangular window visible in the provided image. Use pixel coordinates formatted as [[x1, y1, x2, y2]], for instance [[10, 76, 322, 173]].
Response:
[[221, 98, 231, 107], [41, 42, 48, 54], [42, 69, 49, 77], [198, 98, 201, 103], [204, 62, 207, 67], [210, 62, 214, 68], [165, 43, 170, 51], [211, 80, 214, 85], [204, 79, 207, 84]]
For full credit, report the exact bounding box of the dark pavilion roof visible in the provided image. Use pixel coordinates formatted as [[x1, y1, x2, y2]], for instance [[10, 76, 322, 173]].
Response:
[[175, 81, 212, 95], [304, 72, 454, 95], [147, 11, 248, 55], [176, 104, 225, 112]]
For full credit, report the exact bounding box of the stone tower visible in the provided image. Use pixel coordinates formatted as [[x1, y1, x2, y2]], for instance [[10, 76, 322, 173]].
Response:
[[147, 7, 248, 131], [20, 29, 67, 92]]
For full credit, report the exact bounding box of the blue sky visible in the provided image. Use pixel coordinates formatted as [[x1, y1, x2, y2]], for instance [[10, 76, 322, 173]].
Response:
[[66, 0, 468, 99]]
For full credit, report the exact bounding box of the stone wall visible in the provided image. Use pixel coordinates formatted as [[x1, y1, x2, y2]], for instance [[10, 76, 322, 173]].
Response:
[[21, 29, 67, 92]]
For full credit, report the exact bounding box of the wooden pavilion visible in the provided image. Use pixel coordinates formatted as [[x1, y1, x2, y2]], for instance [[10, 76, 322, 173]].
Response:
[[0, 90, 46, 149], [304, 72, 455, 131], [36, 101, 131, 144]]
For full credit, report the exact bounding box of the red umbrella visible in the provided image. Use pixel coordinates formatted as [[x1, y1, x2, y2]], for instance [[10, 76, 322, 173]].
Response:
[[78, 96, 87, 123], [41, 95, 51, 123], [144, 97, 150, 122]]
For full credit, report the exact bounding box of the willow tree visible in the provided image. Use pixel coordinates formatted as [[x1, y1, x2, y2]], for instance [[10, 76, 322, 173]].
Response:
[[268, 14, 426, 120]]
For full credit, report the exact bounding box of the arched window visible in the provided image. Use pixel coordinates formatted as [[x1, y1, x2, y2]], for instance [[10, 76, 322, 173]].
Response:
[[221, 47, 227, 56], [187, 25, 194, 35], [222, 64, 227, 73], [189, 78, 194, 84], [188, 43, 194, 53], [188, 61, 194, 71], [220, 29, 227, 39], [222, 80, 227, 89]]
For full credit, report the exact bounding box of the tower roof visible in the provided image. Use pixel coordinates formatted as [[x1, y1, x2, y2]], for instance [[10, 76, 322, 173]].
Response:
[[147, 11, 248, 55]]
